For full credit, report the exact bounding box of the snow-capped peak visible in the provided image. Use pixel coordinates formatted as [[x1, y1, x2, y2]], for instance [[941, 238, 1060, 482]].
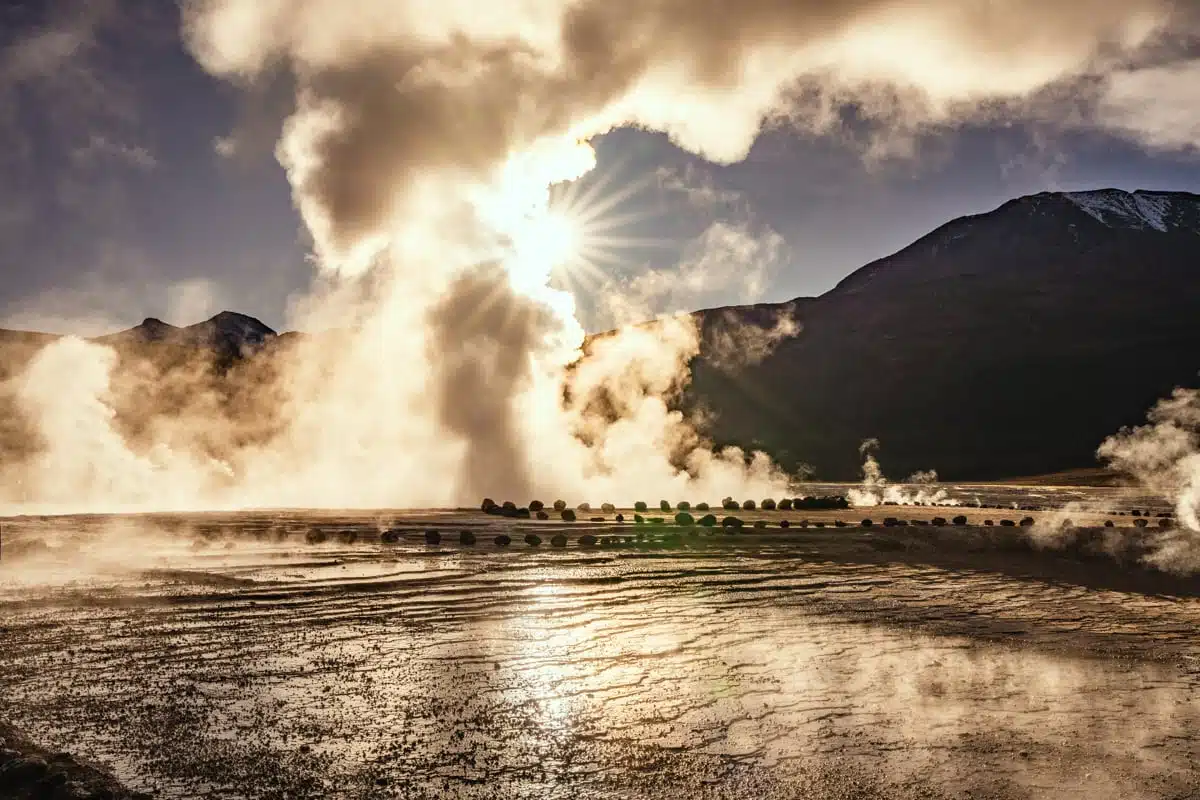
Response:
[[1062, 189, 1186, 233]]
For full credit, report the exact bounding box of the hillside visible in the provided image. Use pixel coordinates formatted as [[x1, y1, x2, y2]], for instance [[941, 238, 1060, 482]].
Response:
[[687, 189, 1200, 479]]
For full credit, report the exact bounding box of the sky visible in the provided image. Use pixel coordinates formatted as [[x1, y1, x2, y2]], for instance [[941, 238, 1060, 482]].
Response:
[[3, 0, 1200, 336]]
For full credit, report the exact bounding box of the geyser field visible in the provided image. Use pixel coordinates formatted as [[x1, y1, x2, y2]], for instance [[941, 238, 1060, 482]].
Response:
[[3, 485, 1199, 800]]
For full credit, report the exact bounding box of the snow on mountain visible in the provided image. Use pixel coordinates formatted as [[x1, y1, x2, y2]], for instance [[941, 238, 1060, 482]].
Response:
[[1062, 189, 1199, 233]]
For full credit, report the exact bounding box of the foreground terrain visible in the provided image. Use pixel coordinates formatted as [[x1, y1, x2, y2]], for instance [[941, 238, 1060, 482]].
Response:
[[1, 486, 1198, 799]]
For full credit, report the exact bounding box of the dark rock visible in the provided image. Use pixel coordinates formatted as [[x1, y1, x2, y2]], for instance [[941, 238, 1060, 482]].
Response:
[[524, 534, 542, 547], [502, 501, 517, 512], [634, 501, 648, 512], [754, 520, 767, 529], [1135, 518, 1150, 528], [696, 502, 711, 511], [660, 500, 671, 512], [742, 499, 756, 511], [615, 513, 625, 523], [778, 498, 793, 511], [381, 529, 402, 544], [698, 514, 718, 527], [424, 530, 441, 545], [932, 517, 948, 526], [634, 514, 644, 524], [494, 534, 512, 546], [481, 498, 498, 513], [884, 518, 900, 527], [1000, 519, 1016, 527], [953, 515, 968, 526], [551, 534, 567, 547], [601, 503, 616, 513], [674, 512, 695, 526], [678, 501, 691, 511], [578, 502, 591, 511], [1019, 517, 1035, 527], [561, 509, 577, 522], [722, 516, 744, 529], [553, 500, 567, 512], [529, 500, 544, 512], [305, 529, 328, 544], [722, 497, 739, 510], [591, 517, 605, 522], [1105, 520, 1115, 527], [459, 531, 476, 545], [861, 519, 873, 527], [579, 535, 598, 546], [536, 510, 550, 521], [761, 498, 777, 511], [984, 520, 994, 526], [779, 519, 791, 529]]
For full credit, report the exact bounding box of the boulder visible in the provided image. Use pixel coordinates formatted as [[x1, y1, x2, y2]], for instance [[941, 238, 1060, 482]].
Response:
[[698, 514, 718, 527], [1019, 517, 1035, 527], [660, 500, 672, 512], [524, 534, 542, 547], [754, 520, 767, 529], [779, 519, 791, 529], [984, 520, 994, 526], [722, 516, 744, 529], [494, 534, 512, 546], [459, 531, 477, 545], [579, 534, 598, 546], [778, 499, 793, 511], [553, 500, 567, 512], [601, 503, 616, 513], [424, 530, 442, 545], [722, 497, 739, 510], [615, 513, 625, 523], [932, 517, 948, 527], [678, 501, 691, 511], [953, 515, 968, 526], [481, 498, 498, 513], [551, 534, 567, 547], [761, 499, 777, 511], [561, 509, 577, 522], [1134, 518, 1150, 528], [742, 499, 756, 511], [536, 511, 550, 521], [529, 500, 544, 512], [674, 512, 695, 526], [381, 529, 402, 544], [1000, 519, 1016, 527], [634, 501, 649, 512], [861, 519, 873, 527], [696, 502, 711, 511], [578, 502, 591, 511]]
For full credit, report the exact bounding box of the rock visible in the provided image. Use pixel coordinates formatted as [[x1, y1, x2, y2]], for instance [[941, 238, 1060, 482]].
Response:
[[780, 519, 791, 529], [884, 518, 900, 527], [861, 519, 873, 527], [761, 498, 777, 511], [381, 529, 402, 544], [601, 503, 616, 513], [516, 508, 531, 519], [634, 501, 649, 512], [615, 513, 625, 523], [834, 520, 847, 528], [778, 499, 793, 511], [1134, 518, 1149, 528], [481, 498, 498, 513], [660, 500, 671, 512], [1000, 519, 1016, 527], [953, 515, 968, 526], [459, 531, 476, 545], [1019, 517, 1035, 527], [1132, 509, 1142, 517], [698, 514, 718, 527], [932, 517, 948, 526], [1105, 520, 1115, 527], [722, 516, 744, 529], [494, 534, 512, 547], [561, 509, 577, 522], [1159, 518, 1172, 528], [722, 497, 739, 510], [578, 502, 591, 511], [634, 514, 644, 524], [424, 530, 441, 545], [529, 500, 544, 512], [984, 520, 994, 526], [524, 534, 542, 547], [551, 534, 567, 547], [674, 512, 695, 526], [553, 500, 567, 512], [305, 529, 328, 544], [591, 517, 605, 522], [536, 511, 549, 521], [742, 500, 756, 511], [678, 501, 691, 511], [579, 534, 598, 546], [502, 501, 517, 513], [754, 520, 767, 529], [695, 502, 710, 511]]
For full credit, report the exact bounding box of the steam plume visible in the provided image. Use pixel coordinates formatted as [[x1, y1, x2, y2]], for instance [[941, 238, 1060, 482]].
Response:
[[1, 0, 1191, 512]]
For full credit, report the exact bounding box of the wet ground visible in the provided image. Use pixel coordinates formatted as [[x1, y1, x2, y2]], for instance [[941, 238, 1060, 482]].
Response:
[[1, 486, 1198, 799]]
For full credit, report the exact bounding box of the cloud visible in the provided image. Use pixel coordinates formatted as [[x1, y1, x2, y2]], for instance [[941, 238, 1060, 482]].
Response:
[[1094, 59, 1200, 152]]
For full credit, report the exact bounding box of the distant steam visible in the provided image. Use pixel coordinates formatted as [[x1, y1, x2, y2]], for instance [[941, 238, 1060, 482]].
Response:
[[848, 440, 958, 507]]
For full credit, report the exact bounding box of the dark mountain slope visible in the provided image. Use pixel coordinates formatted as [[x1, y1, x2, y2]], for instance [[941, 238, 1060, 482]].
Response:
[[690, 189, 1200, 479]]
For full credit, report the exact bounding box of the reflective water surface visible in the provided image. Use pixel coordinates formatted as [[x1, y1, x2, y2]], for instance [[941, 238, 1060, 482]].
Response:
[[1, 502, 1198, 799]]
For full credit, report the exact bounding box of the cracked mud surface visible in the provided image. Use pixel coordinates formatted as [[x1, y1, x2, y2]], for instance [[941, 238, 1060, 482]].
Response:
[[1, 489, 1198, 799]]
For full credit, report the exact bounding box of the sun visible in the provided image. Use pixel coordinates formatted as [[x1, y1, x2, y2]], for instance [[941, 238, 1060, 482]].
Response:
[[506, 207, 584, 292]]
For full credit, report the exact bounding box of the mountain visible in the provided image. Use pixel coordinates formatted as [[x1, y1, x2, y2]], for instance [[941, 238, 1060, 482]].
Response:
[[686, 188, 1200, 479], [2, 188, 1198, 482]]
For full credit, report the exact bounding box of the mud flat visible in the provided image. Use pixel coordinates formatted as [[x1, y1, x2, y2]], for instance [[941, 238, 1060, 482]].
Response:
[[0, 488, 1198, 799]]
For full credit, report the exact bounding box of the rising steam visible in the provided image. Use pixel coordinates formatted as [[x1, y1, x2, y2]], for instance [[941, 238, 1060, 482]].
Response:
[[0, 0, 1190, 512]]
